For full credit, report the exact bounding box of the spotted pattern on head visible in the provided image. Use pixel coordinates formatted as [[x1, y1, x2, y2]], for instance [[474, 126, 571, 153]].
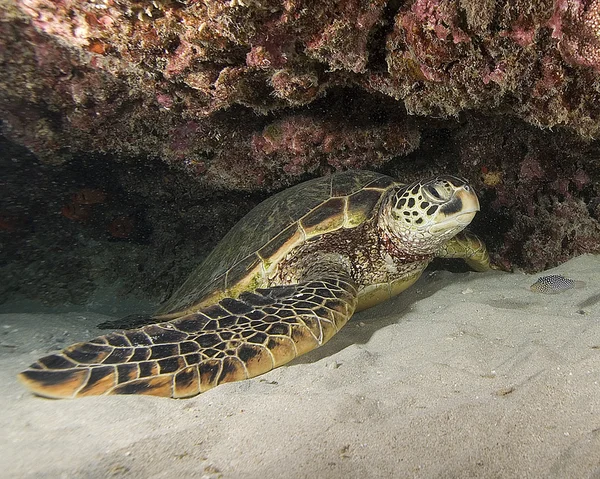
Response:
[[380, 175, 479, 255], [391, 178, 460, 226]]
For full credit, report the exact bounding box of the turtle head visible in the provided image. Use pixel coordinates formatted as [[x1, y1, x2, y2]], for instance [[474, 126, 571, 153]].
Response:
[[380, 175, 480, 254]]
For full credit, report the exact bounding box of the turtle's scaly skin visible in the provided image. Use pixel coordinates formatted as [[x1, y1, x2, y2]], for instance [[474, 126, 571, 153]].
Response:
[[18, 171, 490, 398]]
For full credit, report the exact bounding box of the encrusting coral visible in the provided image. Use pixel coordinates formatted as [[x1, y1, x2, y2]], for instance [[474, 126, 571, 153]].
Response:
[[3, 0, 600, 177]]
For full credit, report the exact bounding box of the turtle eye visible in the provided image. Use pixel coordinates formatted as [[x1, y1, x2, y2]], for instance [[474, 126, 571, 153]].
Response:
[[424, 183, 448, 202], [427, 187, 441, 200]]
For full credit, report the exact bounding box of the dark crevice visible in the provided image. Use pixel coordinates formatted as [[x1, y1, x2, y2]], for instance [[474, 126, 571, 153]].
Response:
[[366, 0, 405, 73]]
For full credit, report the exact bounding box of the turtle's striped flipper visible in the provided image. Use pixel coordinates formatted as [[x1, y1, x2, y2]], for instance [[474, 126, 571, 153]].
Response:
[[18, 269, 357, 399], [437, 231, 491, 272]]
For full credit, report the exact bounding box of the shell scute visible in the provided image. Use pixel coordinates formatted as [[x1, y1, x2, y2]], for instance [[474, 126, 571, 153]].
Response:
[[345, 187, 389, 227], [330, 170, 384, 196], [300, 197, 346, 237], [257, 224, 304, 270], [156, 171, 394, 317], [224, 254, 264, 291]]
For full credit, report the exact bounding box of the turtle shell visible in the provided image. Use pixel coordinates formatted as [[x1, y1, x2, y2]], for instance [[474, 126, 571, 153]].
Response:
[[156, 170, 397, 318]]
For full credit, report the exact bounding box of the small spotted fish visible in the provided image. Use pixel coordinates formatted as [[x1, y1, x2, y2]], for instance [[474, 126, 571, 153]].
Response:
[[530, 274, 585, 294]]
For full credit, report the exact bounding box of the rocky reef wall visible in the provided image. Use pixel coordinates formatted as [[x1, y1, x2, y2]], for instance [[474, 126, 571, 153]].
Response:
[[1, 0, 599, 304]]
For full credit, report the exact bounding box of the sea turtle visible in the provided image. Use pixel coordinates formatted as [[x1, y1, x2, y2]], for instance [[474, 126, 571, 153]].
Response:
[[18, 170, 490, 399]]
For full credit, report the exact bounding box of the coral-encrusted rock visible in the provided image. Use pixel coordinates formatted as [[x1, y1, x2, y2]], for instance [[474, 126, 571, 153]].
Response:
[[368, 0, 600, 139], [1, 0, 423, 189], [250, 113, 420, 176], [1, 0, 600, 285], [3, 0, 600, 181], [549, 0, 600, 71], [453, 115, 600, 271]]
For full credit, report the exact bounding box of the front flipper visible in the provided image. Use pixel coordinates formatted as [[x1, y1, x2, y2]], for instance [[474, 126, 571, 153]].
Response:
[[437, 231, 491, 272], [18, 264, 358, 399]]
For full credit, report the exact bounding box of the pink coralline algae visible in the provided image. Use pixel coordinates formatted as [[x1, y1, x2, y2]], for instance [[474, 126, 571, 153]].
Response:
[[387, 0, 472, 84], [304, 0, 387, 73], [549, 0, 600, 71], [269, 69, 321, 105], [251, 114, 420, 176], [501, 15, 538, 47], [2, 0, 600, 188]]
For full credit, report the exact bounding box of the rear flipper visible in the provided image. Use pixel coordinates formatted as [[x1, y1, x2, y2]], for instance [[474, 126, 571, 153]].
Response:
[[18, 266, 357, 399]]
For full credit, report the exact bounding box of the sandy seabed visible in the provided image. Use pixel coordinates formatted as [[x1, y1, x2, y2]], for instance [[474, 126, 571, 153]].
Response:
[[1, 255, 600, 478]]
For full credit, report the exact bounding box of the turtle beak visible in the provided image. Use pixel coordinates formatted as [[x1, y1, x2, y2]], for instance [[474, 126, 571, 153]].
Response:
[[430, 185, 479, 232], [454, 186, 480, 224]]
